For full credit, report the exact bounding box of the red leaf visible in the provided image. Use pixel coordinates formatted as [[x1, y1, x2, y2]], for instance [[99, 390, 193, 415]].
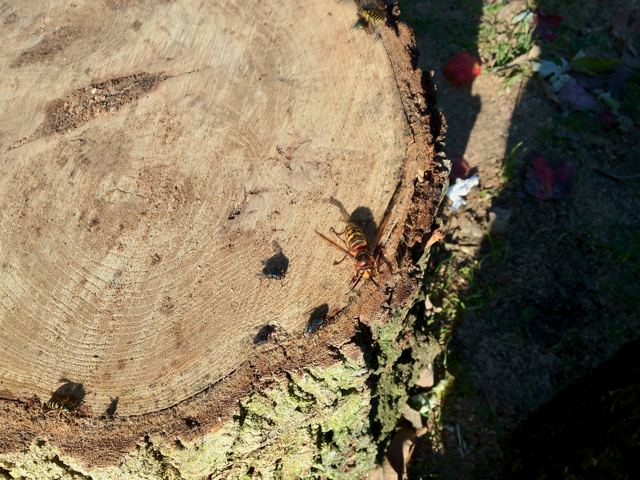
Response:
[[553, 163, 573, 198], [443, 51, 481, 83], [449, 152, 471, 179], [596, 109, 617, 127], [524, 155, 572, 200], [533, 11, 563, 41]]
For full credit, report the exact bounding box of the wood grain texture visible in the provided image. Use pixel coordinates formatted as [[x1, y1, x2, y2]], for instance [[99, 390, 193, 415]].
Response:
[[0, 0, 410, 415]]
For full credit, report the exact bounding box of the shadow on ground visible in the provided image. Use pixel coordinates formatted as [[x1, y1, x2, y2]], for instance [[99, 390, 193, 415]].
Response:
[[391, 0, 640, 478]]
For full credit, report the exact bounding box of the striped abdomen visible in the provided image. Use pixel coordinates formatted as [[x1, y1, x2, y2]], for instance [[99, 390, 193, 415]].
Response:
[[362, 9, 385, 23], [46, 400, 75, 414], [345, 223, 370, 252]]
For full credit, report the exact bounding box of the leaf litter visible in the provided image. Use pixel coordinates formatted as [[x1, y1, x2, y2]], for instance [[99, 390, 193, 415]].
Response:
[[530, 8, 639, 132]]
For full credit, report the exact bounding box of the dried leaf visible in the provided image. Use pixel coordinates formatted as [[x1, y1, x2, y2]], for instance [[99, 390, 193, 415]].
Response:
[[549, 72, 574, 92], [532, 11, 563, 41], [574, 72, 605, 91], [415, 364, 435, 388], [449, 152, 471, 179], [386, 426, 415, 478], [617, 114, 634, 133], [607, 67, 632, 98], [368, 462, 397, 480], [524, 156, 572, 200], [542, 80, 561, 105], [443, 51, 481, 83], [598, 91, 621, 113], [611, 12, 640, 58], [401, 404, 423, 430], [629, 18, 640, 46]]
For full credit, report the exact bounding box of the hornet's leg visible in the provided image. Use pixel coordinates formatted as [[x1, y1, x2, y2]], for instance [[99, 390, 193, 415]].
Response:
[[329, 227, 349, 247], [346, 273, 363, 295], [329, 229, 350, 265], [368, 276, 386, 294], [333, 254, 348, 265]]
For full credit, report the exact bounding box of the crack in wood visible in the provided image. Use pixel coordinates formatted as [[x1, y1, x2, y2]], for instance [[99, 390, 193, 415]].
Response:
[[8, 70, 199, 150]]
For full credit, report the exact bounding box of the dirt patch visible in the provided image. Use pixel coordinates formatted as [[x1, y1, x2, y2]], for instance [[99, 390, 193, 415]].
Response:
[[4, 12, 18, 25], [9, 73, 170, 149], [11, 26, 80, 67]]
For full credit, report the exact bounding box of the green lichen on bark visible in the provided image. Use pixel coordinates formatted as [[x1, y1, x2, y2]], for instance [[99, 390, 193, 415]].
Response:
[[367, 251, 443, 446], [0, 443, 91, 480], [144, 351, 379, 479], [369, 312, 441, 445]]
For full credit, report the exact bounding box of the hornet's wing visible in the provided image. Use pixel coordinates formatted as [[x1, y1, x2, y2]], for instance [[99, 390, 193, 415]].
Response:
[[371, 211, 391, 253], [315, 230, 356, 259]]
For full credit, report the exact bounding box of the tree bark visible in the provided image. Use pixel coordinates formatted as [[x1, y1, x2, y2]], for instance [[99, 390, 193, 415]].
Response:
[[0, 0, 447, 477]]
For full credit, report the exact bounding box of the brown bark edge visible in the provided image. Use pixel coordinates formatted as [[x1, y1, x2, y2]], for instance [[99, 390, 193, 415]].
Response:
[[0, 12, 448, 468]]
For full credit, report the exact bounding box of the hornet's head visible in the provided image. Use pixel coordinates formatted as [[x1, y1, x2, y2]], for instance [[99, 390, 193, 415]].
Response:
[[356, 252, 373, 269]]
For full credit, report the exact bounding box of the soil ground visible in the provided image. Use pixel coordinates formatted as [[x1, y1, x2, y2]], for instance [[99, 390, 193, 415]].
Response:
[[388, 0, 640, 478]]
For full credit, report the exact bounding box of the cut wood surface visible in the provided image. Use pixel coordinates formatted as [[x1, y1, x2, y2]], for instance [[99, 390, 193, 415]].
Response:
[[0, 0, 447, 472]]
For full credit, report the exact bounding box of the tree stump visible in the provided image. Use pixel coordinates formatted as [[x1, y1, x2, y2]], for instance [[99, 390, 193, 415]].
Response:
[[0, 0, 447, 477]]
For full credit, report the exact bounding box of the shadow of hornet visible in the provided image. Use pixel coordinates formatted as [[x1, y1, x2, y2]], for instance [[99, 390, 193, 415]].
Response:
[[50, 379, 86, 405], [328, 196, 377, 240]]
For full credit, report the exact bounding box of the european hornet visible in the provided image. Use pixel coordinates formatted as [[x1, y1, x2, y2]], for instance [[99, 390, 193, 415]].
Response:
[[44, 396, 84, 421], [362, 9, 385, 24], [315, 201, 392, 294]]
